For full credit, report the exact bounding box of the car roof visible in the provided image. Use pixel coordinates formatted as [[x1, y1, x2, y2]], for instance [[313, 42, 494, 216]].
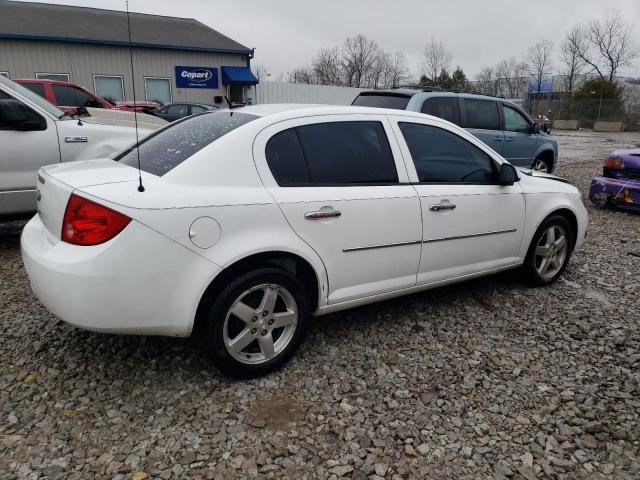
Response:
[[232, 103, 439, 120], [15, 78, 76, 87], [358, 88, 507, 102]]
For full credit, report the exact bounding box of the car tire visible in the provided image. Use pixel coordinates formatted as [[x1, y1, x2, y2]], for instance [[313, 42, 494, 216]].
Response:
[[522, 215, 574, 286], [202, 267, 309, 378], [532, 156, 552, 173]]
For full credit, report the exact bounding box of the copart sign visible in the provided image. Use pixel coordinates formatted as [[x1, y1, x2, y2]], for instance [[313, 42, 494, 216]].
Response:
[[175, 66, 219, 88]]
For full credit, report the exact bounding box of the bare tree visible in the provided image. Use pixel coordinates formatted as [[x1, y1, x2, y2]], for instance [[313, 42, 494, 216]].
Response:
[[288, 66, 314, 84], [420, 38, 452, 84], [252, 64, 270, 82], [560, 25, 586, 93], [572, 10, 639, 81], [341, 34, 382, 88], [383, 52, 410, 88], [474, 66, 497, 95], [495, 57, 529, 98], [528, 40, 554, 95], [311, 46, 342, 85]]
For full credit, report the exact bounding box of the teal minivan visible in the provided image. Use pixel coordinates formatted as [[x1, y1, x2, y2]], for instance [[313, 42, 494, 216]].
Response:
[[353, 89, 558, 173]]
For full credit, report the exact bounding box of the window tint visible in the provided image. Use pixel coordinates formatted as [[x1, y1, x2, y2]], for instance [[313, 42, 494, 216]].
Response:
[[464, 99, 500, 130], [502, 105, 531, 134], [298, 121, 398, 184], [117, 111, 257, 176], [266, 129, 309, 185], [52, 85, 102, 108], [166, 104, 188, 116], [20, 83, 46, 98], [0, 95, 44, 130], [352, 94, 411, 110], [399, 122, 496, 183], [190, 105, 208, 114], [421, 97, 460, 124]]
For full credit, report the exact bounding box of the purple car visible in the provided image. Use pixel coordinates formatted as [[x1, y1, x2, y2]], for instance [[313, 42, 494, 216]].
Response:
[[589, 149, 640, 211]]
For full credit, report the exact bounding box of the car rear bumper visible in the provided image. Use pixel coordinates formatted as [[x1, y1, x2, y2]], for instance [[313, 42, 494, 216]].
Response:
[[21, 214, 220, 336], [589, 176, 640, 211]]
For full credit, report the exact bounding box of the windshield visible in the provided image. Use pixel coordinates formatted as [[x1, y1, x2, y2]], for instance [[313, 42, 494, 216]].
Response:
[[0, 75, 65, 118], [352, 93, 411, 110], [116, 110, 258, 176]]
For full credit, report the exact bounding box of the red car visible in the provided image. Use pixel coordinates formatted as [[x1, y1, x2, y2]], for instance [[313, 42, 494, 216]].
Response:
[[15, 79, 133, 115]]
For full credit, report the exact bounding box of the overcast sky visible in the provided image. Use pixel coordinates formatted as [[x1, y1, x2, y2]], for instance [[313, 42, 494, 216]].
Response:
[[14, 0, 640, 79]]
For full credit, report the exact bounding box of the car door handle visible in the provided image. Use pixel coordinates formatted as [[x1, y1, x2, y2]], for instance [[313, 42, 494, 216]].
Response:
[[429, 203, 457, 212], [492, 136, 504, 141], [304, 210, 342, 220], [504, 137, 515, 142]]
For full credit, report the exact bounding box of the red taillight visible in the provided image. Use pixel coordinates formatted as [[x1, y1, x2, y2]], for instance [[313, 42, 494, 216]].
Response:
[[62, 194, 131, 246], [604, 156, 624, 169]]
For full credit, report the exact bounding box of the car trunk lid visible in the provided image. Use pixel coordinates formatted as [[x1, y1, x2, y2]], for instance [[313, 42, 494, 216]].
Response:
[[37, 159, 155, 238]]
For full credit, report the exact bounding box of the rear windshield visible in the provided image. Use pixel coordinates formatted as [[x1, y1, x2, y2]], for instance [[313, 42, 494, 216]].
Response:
[[352, 93, 410, 110], [117, 111, 257, 176]]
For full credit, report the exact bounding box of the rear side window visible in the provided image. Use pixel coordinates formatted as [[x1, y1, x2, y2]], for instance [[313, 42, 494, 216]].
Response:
[[421, 97, 460, 124], [117, 111, 257, 176], [464, 99, 500, 130], [19, 82, 46, 98], [352, 94, 410, 110], [266, 121, 398, 185], [399, 122, 495, 183], [266, 129, 309, 185]]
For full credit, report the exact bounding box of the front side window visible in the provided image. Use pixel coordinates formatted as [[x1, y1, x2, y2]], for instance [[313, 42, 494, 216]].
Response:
[[166, 104, 188, 116], [52, 85, 102, 108], [0, 75, 64, 118], [19, 82, 46, 98], [94, 75, 124, 103], [502, 105, 531, 134], [399, 122, 496, 183], [421, 97, 460, 124], [190, 105, 209, 114], [267, 121, 398, 185], [464, 99, 500, 130], [35, 72, 70, 82], [0, 91, 45, 130], [117, 111, 257, 176]]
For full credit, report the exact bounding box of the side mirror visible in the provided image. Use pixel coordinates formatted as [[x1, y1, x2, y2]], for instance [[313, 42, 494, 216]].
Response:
[[498, 163, 519, 185], [0, 99, 46, 131], [532, 123, 540, 134], [76, 106, 89, 116]]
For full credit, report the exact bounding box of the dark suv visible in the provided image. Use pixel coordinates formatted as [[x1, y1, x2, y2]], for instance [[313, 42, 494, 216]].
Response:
[[353, 89, 558, 172]]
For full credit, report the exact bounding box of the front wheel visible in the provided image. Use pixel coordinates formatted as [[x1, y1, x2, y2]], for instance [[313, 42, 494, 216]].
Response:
[[531, 157, 551, 173], [522, 215, 574, 286], [202, 268, 309, 378]]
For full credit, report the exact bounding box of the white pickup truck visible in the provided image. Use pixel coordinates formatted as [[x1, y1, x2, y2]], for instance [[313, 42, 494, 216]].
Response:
[[0, 75, 166, 219]]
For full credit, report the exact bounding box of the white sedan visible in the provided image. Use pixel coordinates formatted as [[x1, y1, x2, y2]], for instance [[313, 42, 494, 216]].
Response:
[[21, 105, 588, 378]]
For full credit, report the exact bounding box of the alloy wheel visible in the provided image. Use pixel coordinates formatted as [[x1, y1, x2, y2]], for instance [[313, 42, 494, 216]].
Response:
[[532, 158, 550, 173], [223, 284, 298, 365], [534, 225, 568, 280]]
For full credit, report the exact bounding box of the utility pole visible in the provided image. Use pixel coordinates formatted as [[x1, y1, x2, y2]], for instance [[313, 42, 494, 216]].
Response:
[[596, 86, 604, 123]]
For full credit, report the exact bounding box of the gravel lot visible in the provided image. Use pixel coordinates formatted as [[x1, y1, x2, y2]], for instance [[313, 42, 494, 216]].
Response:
[[1, 130, 639, 480]]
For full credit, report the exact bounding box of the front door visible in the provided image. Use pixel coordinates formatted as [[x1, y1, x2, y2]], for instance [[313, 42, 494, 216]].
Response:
[[392, 118, 525, 285], [501, 103, 538, 167], [253, 115, 422, 304], [0, 90, 59, 216]]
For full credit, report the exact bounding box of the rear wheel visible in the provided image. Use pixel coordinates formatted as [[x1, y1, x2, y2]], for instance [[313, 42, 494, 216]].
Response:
[[522, 215, 574, 286], [202, 268, 309, 378]]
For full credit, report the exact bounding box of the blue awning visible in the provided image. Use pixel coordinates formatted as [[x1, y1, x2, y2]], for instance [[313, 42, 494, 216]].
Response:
[[221, 66, 259, 85]]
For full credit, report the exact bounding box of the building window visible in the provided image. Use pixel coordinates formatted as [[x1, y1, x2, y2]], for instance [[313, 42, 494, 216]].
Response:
[[144, 77, 172, 105], [0, 72, 9, 78], [35, 72, 70, 82], [93, 75, 125, 103]]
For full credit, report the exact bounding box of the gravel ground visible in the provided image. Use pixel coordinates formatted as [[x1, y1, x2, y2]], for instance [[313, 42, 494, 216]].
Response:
[[1, 130, 639, 480]]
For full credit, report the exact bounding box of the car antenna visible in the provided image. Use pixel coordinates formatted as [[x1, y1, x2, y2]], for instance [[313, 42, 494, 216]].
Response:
[[126, 0, 144, 192]]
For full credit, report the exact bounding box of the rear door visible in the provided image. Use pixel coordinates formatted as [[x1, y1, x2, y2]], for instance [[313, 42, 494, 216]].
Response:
[[390, 116, 525, 284], [461, 97, 504, 154], [501, 103, 537, 167], [253, 114, 422, 305]]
